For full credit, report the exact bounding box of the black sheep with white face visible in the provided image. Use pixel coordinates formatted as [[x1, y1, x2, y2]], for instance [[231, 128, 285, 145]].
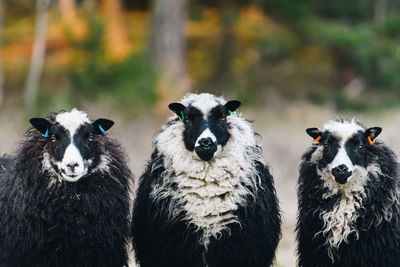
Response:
[[169, 99, 240, 161], [30, 109, 114, 182], [305, 121, 382, 185], [0, 109, 132, 267], [297, 119, 400, 267], [132, 93, 281, 267]]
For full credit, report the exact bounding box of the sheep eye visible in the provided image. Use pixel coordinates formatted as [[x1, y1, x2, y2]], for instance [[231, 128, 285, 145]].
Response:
[[220, 117, 226, 121], [51, 136, 56, 143], [358, 144, 363, 148], [88, 135, 94, 141], [185, 119, 190, 123], [324, 143, 329, 147]]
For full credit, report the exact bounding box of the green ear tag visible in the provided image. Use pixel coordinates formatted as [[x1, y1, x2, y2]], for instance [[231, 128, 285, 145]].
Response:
[[179, 111, 184, 122], [228, 110, 234, 115]]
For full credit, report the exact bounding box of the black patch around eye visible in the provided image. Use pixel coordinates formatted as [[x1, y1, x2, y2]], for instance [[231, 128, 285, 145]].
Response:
[[185, 106, 202, 120], [182, 105, 232, 151], [48, 124, 70, 162], [73, 123, 101, 161], [182, 106, 205, 151], [210, 105, 226, 119], [345, 131, 367, 167], [319, 133, 340, 168], [208, 105, 230, 146]]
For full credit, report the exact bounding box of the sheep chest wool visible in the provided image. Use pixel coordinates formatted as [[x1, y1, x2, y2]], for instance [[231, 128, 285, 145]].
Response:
[[0, 109, 133, 267], [297, 119, 400, 267], [132, 93, 281, 267]]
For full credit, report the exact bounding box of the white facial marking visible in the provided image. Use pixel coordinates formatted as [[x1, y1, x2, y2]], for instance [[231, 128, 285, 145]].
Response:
[[323, 119, 364, 141], [195, 128, 217, 147], [53, 109, 92, 182], [55, 108, 90, 137], [322, 119, 364, 181], [327, 141, 354, 178], [57, 144, 86, 181], [181, 93, 224, 115]]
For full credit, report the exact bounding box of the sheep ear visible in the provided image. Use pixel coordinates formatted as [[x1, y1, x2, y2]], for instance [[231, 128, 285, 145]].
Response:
[[306, 128, 322, 142], [225, 100, 241, 115], [168, 102, 186, 121], [93, 119, 114, 135], [29, 118, 52, 137], [365, 127, 382, 144]]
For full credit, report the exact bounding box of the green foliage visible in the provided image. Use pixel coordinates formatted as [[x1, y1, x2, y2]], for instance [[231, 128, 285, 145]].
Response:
[[188, 0, 400, 111], [306, 0, 373, 21], [249, 0, 400, 110], [258, 0, 309, 22], [379, 15, 400, 38], [308, 18, 400, 90], [68, 15, 157, 115], [6, 0, 400, 113], [258, 32, 299, 61], [309, 21, 371, 50], [258, 0, 373, 22]]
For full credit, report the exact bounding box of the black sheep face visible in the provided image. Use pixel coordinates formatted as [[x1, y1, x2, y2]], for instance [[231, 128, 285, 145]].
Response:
[[168, 99, 241, 161], [306, 120, 382, 185], [30, 109, 114, 182]]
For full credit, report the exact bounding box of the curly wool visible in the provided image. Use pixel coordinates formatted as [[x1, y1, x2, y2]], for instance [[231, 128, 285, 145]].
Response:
[[0, 121, 133, 267], [297, 122, 400, 267], [132, 94, 281, 267]]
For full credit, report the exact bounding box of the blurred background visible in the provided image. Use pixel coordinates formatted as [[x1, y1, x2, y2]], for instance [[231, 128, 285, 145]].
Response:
[[1, 0, 400, 266]]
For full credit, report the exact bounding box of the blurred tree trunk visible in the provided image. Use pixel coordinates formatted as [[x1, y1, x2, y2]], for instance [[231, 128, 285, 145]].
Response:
[[59, 0, 76, 22], [101, 0, 131, 59], [0, 0, 4, 108], [211, 6, 237, 89], [150, 0, 190, 114], [374, 0, 388, 24], [24, 0, 51, 112], [59, 0, 86, 38]]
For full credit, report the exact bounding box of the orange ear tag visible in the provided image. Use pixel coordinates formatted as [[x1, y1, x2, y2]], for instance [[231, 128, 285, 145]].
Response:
[[313, 136, 321, 143], [368, 136, 375, 145]]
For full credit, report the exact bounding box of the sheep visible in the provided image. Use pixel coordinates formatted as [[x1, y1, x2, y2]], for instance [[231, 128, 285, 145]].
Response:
[[0, 156, 12, 174], [0, 109, 133, 267], [132, 93, 281, 267], [297, 119, 400, 267]]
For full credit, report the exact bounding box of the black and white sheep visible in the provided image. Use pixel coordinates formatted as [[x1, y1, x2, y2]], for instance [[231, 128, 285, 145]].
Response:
[[0, 156, 12, 174], [0, 109, 133, 267], [132, 93, 281, 267], [297, 119, 400, 267]]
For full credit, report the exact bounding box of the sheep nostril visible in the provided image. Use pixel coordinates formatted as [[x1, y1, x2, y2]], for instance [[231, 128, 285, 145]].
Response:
[[67, 162, 79, 171], [199, 138, 213, 149], [336, 164, 348, 173], [331, 164, 352, 183]]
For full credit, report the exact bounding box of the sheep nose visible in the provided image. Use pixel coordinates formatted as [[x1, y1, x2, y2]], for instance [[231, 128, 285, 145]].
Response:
[[66, 162, 80, 171], [332, 164, 352, 184], [199, 138, 214, 149], [336, 164, 348, 173]]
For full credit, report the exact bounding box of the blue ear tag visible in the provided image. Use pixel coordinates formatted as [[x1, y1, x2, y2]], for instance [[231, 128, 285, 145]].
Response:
[[42, 129, 49, 138], [228, 110, 234, 115], [179, 111, 184, 122], [98, 125, 108, 134]]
